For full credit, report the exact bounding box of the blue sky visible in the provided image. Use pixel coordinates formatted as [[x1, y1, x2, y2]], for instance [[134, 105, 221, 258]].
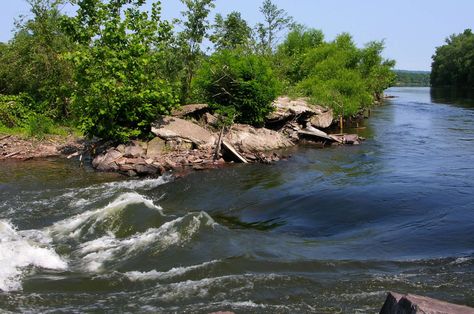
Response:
[[1, 0, 473, 71]]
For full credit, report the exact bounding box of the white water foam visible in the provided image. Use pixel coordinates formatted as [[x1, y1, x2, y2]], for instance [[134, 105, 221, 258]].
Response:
[[48, 192, 163, 239], [0, 220, 67, 292], [76, 212, 215, 272], [125, 260, 220, 281]]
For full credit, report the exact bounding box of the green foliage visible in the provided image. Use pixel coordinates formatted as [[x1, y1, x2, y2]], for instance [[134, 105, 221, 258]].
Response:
[[0, 0, 74, 119], [431, 29, 474, 88], [24, 114, 54, 139], [211, 12, 252, 51], [194, 50, 279, 126], [276, 31, 395, 116], [256, 0, 293, 54], [0, 94, 34, 128], [63, 0, 179, 142], [178, 0, 215, 103], [395, 70, 431, 87]]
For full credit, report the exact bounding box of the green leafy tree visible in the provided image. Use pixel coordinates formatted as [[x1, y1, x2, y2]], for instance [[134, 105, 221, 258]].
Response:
[[0, 0, 74, 118], [178, 0, 215, 103], [211, 11, 252, 51], [431, 29, 474, 88], [256, 0, 293, 54], [194, 49, 279, 126], [63, 0, 178, 141]]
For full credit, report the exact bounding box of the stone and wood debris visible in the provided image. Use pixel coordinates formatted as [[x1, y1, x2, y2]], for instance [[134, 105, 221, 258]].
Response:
[[91, 96, 364, 176]]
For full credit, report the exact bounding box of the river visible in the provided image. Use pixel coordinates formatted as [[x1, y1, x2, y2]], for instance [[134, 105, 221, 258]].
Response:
[[0, 87, 473, 313]]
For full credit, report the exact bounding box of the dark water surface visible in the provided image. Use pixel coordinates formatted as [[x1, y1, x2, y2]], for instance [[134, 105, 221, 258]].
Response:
[[1, 87, 473, 313]]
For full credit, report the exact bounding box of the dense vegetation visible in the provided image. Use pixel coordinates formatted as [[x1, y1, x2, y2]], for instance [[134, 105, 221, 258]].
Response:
[[0, 0, 395, 141], [431, 29, 474, 88], [394, 70, 430, 87]]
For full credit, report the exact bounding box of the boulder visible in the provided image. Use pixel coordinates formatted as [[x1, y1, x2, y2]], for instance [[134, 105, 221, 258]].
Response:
[[310, 108, 334, 128], [171, 104, 209, 118], [151, 116, 216, 149], [146, 137, 166, 159], [93, 149, 122, 171], [380, 292, 474, 314], [224, 124, 294, 152], [267, 97, 330, 125], [124, 143, 145, 158], [204, 112, 219, 127]]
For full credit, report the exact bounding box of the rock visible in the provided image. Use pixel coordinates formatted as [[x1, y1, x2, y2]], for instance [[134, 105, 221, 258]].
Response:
[[151, 116, 216, 149], [146, 137, 166, 159], [204, 112, 219, 127], [267, 97, 330, 127], [171, 104, 209, 118], [310, 108, 334, 128], [343, 134, 361, 145], [224, 124, 294, 152], [124, 144, 145, 158], [93, 149, 122, 171], [380, 292, 474, 314], [116, 144, 126, 153]]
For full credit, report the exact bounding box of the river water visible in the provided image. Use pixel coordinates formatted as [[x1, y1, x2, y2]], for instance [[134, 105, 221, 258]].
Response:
[[0, 87, 473, 313]]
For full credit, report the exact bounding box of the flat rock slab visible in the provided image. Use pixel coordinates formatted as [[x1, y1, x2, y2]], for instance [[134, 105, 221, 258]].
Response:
[[225, 124, 294, 152], [151, 116, 216, 148], [267, 96, 331, 122], [380, 292, 474, 314]]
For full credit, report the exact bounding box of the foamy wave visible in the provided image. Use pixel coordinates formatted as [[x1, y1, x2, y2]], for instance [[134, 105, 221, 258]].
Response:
[[48, 192, 163, 239], [76, 212, 215, 272], [0, 220, 67, 292], [125, 260, 220, 281]]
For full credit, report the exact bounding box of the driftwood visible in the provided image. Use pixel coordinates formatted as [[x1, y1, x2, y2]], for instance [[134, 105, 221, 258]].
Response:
[[298, 129, 333, 141], [214, 126, 225, 160], [4, 151, 21, 158], [222, 141, 248, 163], [0, 135, 12, 141]]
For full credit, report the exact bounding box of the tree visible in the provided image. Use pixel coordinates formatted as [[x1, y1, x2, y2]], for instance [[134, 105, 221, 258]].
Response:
[[63, 0, 178, 141], [178, 0, 215, 103], [431, 29, 474, 88], [211, 11, 252, 51], [256, 0, 293, 54], [0, 0, 74, 118], [194, 49, 279, 126]]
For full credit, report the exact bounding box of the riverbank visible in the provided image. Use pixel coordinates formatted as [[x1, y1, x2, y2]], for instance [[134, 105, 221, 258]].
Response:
[[1, 97, 364, 176]]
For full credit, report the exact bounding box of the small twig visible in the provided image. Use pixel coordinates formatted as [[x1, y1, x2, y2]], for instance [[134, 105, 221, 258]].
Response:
[[0, 135, 12, 141]]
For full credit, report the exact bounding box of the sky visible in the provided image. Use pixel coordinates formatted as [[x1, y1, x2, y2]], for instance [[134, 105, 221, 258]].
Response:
[[1, 0, 473, 71]]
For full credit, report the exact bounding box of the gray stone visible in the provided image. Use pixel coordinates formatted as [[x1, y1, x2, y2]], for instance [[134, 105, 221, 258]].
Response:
[[380, 292, 474, 314], [124, 144, 145, 158], [224, 124, 294, 152], [310, 109, 334, 128], [171, 104, 209, 118], [146, 137, 166, 159], [151, 116, 216, 148]]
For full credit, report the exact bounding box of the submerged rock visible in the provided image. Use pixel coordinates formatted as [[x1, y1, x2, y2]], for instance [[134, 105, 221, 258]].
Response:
[[380, 292, 474, 314]]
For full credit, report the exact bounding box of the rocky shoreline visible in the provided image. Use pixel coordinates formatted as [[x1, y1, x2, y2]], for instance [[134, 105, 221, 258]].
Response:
[[0, 97, 364, 176]]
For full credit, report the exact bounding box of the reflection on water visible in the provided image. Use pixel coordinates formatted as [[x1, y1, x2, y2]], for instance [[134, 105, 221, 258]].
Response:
[[431, 87, 474, 108], [0, 87, 474, 312]]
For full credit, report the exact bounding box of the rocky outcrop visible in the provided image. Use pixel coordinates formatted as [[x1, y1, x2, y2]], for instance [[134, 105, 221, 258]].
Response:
[[225, 124, 294, 152], [380, 292, 474, 314], [151, 116, 216, 149], [266, 96, 334, 129]]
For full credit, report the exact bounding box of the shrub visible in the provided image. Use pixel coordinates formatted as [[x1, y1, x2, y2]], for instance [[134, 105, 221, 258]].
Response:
[[0, 94, 34, 128], [195, 50, 279, 126], [24, 114, 54, 139]]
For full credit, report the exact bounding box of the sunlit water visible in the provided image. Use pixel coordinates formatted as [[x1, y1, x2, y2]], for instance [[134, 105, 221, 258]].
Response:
[[0, 87, 473, 313]]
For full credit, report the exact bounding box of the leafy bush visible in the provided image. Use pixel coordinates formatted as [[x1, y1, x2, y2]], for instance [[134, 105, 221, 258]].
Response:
[[64, 1, 178, 142], [24, 114, 54, 139], [194, 50, 279, 126], [0, 94, 34, 128]]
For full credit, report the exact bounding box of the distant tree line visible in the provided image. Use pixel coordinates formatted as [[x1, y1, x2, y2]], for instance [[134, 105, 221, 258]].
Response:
[[0, 0, 396, 142], [431, 29, 474, 88], [394, 70, 431, 87]]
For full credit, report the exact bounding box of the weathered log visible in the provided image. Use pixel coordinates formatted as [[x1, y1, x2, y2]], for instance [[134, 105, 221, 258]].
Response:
[[298, 129, 333, 141], [222, 141, 248, 163], [380, 292, 474, 314]]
